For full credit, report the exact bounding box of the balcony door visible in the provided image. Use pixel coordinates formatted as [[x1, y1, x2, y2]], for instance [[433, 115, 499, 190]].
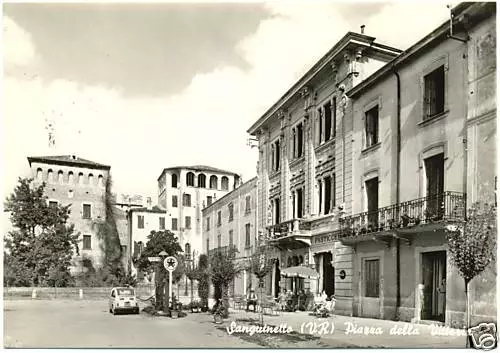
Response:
[[425, 153, 444, 219], [322, 252, 335, 297], [365, 177, 379, 227]]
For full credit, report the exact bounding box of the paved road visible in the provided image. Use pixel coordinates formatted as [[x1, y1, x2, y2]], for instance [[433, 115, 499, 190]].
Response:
[[4, 300, 259, 348]]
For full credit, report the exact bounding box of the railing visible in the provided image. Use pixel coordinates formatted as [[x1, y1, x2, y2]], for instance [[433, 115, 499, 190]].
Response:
[[339, 192, 465, 238], [267, 218, 311, 239], [208, 245, 238, 258]]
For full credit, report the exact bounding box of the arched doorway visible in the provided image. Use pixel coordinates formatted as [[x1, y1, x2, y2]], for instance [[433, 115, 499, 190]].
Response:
[[323, 252, 335, 296]]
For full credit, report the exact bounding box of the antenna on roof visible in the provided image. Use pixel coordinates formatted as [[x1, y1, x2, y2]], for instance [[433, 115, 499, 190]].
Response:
[[360, 25, 365, 34]]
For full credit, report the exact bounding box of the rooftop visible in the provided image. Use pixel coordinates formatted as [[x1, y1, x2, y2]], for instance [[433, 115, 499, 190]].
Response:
[[27, 155, 111, 170], [158, 165, 240, 181], [128, 205, 166, 214]]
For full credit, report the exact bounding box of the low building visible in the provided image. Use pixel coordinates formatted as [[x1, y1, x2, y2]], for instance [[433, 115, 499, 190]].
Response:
[[202, 177, 259, 297]]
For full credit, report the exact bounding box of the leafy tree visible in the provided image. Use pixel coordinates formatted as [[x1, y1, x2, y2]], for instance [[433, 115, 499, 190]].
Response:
[[4, 178, 79, 287], [197, 254, 210, 310], [445, 202, 496, 346], [209, 248, 240, 318], [136, 230, 183, 312]]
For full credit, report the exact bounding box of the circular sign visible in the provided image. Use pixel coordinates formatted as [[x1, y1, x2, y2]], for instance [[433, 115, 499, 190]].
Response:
[[339, 270, 346, 280], [164, 256, 178, 272]]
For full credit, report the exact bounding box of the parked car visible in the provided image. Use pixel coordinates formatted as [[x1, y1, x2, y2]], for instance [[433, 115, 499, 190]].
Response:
[[109, 287, 140, 315]]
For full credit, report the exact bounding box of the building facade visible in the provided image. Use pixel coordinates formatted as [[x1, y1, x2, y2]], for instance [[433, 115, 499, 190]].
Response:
[[247, 32, 402, 315], [27, 155, 113, 273], [202, 177, 258, 297], [343, 2, 496, 327], [157, 165, 241, 259]]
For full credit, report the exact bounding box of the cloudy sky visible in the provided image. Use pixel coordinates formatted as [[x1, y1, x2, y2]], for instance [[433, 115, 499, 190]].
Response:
[[3, 1, 456, 202]]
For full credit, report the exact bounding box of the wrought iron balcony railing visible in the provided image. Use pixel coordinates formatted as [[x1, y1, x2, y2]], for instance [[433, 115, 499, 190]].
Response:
[[339, 191, 466, 238], [267, 218, 311, 239], [208, 245, 238, 258]]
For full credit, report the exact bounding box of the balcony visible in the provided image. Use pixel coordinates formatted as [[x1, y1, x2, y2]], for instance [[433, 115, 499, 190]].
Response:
[[267, 219, 312, 249], [339, 192, 466, 242], [208, 245, 238, 259]]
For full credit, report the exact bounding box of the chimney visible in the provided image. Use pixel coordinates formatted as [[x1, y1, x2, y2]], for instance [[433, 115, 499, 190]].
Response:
[[360, 25, 365, 34], [146, 197, 152, 210]]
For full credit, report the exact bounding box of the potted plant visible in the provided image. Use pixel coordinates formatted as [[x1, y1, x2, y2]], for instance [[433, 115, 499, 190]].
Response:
[[414, 216, 421, 226], [401, 214, 411, 227], [190, 300, 200, 313], [424, 209, 434, 221]]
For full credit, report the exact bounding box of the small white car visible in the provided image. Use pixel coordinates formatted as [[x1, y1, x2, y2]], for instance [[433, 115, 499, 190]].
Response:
[[109, 287, 140, 315]]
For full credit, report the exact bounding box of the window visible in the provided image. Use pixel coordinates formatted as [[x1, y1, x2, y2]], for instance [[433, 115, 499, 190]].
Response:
[[171, 174, 178, 188], [172, 218, 178, 230], [88, 173, 94, 185], [185, 243, 191, 260], [292, 188, 304, 219], [229, 230, 234, 249], [221, 176, 229, 191], [324, 101, 332, 142], [68, 190, 74, 198], [183, 193, 191, 207], [245, 196, 251, 214], [186, 172, 195, 186], [185, 216, 191, 229], [83, 204, 92, 219], [58, 171, 64, 183], [159, 217, 165, 230], [49, 201, 58, 208], [217, 234, 221, 248], [425, 153, 445, 218], [424, 65, 445, 119], [292, 123, 304, 159], [271, 139, 280, 171], [172, 195, 178, 208], [364, 259, 380, 297], [318, 99, 336, 144], [245, 223, 251, 248], [228, 203, 234, 222], [365, 105, 379, 148], [68, 171, 74, 184], [273, 198, 280, 224], [206, 217, 210, 231], [210, 175, 218, 189], [365, 177, 379, 227], [217, 211, 221, 226], [206, 238, 210, 253], [207, 196, 213, 206], [36, 168, 43, 181], [137, 215, 145, 229], [83, 235, 92, 250], [78, 172, 84, 185], [98, 175, 104, 187], [48, 169, 54, 182], [198, 174, 206, 188]]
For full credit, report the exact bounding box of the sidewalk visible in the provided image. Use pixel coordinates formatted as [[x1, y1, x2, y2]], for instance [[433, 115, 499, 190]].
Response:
[[229, 309, 467, 348]]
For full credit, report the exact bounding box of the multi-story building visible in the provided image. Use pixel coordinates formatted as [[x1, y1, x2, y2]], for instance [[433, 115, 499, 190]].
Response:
[[157, 165, 241, 258], [343, 2, 496, 327], [27, 155, 114, 273], [128, 197, 167, 280], [202, 177, 258, 297], [247, 32, 402, 315]]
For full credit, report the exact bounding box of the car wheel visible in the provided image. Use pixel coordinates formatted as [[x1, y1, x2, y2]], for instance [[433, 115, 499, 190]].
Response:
[[112, 306, 117, 316], [135, 307, 140, 314]]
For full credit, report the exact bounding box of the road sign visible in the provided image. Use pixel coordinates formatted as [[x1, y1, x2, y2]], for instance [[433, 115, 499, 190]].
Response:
[[148, 257, 161, 262], [164, 256, 178, 272]]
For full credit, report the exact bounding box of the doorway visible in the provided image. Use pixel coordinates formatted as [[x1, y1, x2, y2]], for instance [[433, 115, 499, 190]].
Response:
[[425, 153, 444, 219], [365, 177, 379, 227], [274, 260, 281, 298], [322, 253, 335, 296], [421, 251, 446, 322]]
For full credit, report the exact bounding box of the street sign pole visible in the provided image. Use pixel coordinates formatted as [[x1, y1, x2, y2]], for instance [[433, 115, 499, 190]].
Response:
[[168, 269, 173, 308], [164, 256, 178, 309]]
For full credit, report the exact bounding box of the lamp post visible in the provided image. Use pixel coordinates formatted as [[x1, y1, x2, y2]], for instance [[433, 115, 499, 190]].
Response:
[[158, 251, 168, 312]]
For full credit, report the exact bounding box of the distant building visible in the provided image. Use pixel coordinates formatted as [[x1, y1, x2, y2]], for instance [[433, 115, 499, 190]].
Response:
[[202, 177, 258, 297], [157, 165, 241, 260], [27, 155, 114, 273]]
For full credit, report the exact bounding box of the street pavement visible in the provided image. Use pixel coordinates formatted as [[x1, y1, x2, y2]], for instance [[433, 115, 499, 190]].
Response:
[[3, 300, 259, 348], [4, 300, 468, 348]]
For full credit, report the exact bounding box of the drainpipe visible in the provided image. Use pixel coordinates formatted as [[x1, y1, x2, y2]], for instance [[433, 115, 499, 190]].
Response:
[[393, 67, 402, 319]]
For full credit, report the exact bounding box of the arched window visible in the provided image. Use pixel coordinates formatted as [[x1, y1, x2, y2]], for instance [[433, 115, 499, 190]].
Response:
[[36, 168, 43, 181], [171, 173, 178, 188], [298, 255, 304, 265], [198, 173, 206, 188], [48, 169, 53, 182], [287, 257, 292, 267], [58, 170, 64, 184], [68, 171, 74, 184], [98, 175, 104, 187], [293, 256, 299, 266], [88, 173, 94, 185], [186, 172, 195, 187], [185, 243, 191, 260], [210, 175, 218, 189], [221, 176, 229, 191], [78, 172, 84, 185]]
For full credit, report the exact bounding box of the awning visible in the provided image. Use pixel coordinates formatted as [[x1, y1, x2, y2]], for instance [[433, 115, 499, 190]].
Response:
[[281, 266, 319, 279]]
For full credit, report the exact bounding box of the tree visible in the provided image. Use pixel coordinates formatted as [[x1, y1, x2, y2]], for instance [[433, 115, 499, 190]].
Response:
[[4, 178, 79, 287], [209, 248, 240, 318], [136, 230, 183, 312], [197, 254, 210, 310], [445, 202, 496, 346]]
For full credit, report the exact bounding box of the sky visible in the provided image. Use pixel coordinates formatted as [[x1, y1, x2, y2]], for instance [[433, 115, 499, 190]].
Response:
[[2, 1, 458, 203]]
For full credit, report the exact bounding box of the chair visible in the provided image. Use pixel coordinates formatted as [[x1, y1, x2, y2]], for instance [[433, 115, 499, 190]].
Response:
[[262, 296, 279, 316], [233, 295, 245, 311]]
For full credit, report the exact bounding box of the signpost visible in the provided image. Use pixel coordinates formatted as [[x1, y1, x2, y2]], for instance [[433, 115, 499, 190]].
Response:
[[164, 256, 178, 308]]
